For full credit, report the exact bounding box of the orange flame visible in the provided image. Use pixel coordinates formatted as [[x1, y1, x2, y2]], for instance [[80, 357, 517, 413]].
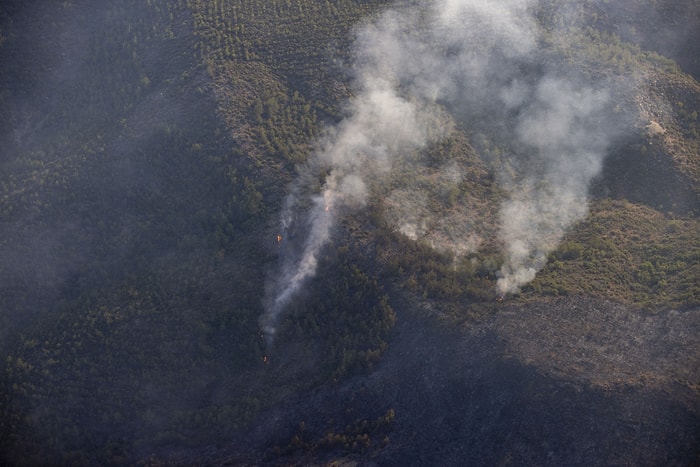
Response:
[[276, 234, 282, 243]]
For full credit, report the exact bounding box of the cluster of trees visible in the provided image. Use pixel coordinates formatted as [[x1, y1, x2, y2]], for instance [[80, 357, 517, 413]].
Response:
[[0, 1, 407, 462], [278, 244, 397, 381], [0, 0, 698, 463], [529, 200, 700, 308], [0, 0, 274, 463], [188, 0, 387, 91], [269, 409, 395, 462], [547, 26, 680, 76]]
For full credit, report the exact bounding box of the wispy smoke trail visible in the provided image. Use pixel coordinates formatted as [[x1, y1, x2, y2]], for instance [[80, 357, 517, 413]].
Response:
[[260, 63, 445, 339], [262, 0, 619, 336]]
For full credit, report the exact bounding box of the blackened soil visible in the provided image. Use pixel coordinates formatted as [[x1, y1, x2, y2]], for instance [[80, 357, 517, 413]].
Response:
[[172, 297, 700, 466]]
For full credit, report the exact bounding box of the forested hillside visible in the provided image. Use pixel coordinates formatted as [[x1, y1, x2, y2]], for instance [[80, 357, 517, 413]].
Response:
[[0, 0, 698, 465]]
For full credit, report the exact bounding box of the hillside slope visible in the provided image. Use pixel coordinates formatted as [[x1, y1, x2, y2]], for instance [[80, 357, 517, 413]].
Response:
[[0, 0, 698, 464]]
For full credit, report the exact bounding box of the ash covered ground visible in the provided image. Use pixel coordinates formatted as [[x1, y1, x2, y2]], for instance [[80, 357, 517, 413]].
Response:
[[170, 296, 700, 466]]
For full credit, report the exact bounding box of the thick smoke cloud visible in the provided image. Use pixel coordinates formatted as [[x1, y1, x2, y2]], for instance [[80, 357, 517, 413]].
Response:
[[496, 79, 610, 294], [261, 0, 618, 336]]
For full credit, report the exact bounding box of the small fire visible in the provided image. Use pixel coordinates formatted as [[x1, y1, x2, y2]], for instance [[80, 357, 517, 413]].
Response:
[[263, 355, 269, 364], [276, 234, 282, 243]]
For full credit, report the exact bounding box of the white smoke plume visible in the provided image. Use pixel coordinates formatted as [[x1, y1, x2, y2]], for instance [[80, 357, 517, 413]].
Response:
[[262, 0, 619, 336], [260, 47, 447, 339], [496, 79, 610, 295]]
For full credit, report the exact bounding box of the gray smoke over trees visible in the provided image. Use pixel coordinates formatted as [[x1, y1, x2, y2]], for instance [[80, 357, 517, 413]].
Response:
[[260, 48, 448, 339], [261, 0, 622, 335]]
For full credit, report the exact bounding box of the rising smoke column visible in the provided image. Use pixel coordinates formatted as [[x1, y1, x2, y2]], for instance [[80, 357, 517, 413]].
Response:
[[430, 0, 615, 296], [260, 66, 444, 339], [495, 79, 611, 295], [261, 0, 618, 337]]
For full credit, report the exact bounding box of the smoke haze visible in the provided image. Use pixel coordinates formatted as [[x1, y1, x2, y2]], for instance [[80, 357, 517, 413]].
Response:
[[262, 0, 621, 335]]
